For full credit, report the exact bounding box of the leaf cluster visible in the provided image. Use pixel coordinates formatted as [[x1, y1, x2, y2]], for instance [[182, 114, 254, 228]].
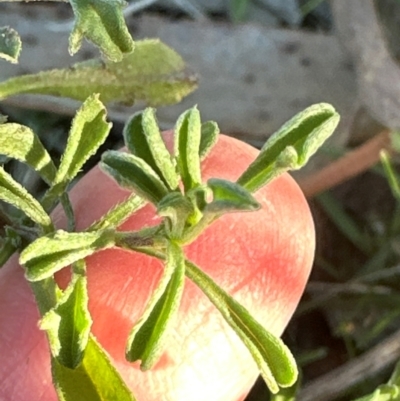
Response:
[[0, 100, 337, 399]]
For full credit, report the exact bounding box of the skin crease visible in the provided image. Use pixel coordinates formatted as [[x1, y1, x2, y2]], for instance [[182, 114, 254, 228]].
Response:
[[0, 132, 315, 401]]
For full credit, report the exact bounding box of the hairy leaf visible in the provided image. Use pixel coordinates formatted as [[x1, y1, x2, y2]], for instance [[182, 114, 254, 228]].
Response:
[[123, 109, 179, 190], [199, 121, 219, 160], [0, 26, 21, 64], [185, 259, 298, 394], [206, 178, 260, 214], [90, 194, 146, 231], [101, 151, 168, 205], [0, 123, 56, 184], [237, 103, 339, 192], [53, 335, 135, 401], [53, 94, 110, 191], [174, 106, 202, 191], [0, 167, 52, 231], [21, 229, 115, 281], [0, 40, 197, 107], [40, 266, 92, 369], [69, 0, 134, 61], [126, 241, 185, 370]]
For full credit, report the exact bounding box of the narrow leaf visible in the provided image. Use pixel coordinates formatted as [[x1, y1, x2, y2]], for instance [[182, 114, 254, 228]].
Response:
[[237, 103, 340, 193], [126, 241, 185, 370], [0, 26, 21, 64], [206, 178, 260, 214], [40, 264, 92, 369], [185, 259, 298, 394], [51, 94, 111, 193], [21, 229, 115, 282], [0, 167, 52, 231], [174, 106, 202, 191], [69, 0, 134, 62], [100, 151, 168, 205], [0, 40, 197, 107], [0, 123, 57, 184], [90, 194, 146, 231], [199, 121, 219, 160], [52, 335, 135, 401], [123, 109, 179, 190]]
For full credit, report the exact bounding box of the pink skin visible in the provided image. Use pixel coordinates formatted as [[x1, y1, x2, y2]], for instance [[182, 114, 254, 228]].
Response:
[[0, 133, 315, 401]]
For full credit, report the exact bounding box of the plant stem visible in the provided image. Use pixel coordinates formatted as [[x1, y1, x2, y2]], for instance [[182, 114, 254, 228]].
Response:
[[298, 129, 392, 198]]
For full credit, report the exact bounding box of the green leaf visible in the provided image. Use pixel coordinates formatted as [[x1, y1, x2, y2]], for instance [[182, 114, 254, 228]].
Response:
[[68, 0, 134, 62], [185, 259, 298, 394], [100, 151, 169, 205], [52, 94, 111, 191], [199, 121, 219, 160], [205, 178, 260, 214], [157, 192, 194, 239], [174, 106, 202, 191], [126, 241, 185, 370], [21, 229, 115, 282], [380, 150, 400, 203], [90, 194, 146, 231], [0, 167, 52, 231], [0, 123, 57, 185], [0, 26, 21, 64], [52, 335, 135, 401], [0, 40, 198, 107], [123, 109, 179, 190], [40, 264, 92, 369], [237, 103, 340, 193]]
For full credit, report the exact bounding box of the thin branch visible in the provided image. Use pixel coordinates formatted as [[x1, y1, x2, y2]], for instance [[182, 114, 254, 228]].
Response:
[[298, 129, 392, 198], [297, 327, 400, 401]]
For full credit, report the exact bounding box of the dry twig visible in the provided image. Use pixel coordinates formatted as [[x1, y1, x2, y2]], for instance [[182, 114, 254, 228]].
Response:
[[297, 327, 400, 401]]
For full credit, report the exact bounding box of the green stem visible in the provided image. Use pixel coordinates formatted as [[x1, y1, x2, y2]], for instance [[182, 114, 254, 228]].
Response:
[[179, 212, 218, 245], [29, 277, 59, 315]]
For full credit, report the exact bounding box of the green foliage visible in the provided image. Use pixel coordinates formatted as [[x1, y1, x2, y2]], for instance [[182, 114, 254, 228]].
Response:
[[21, 229, 115, 281], [68, 0, 134, 61], [52, 335, 136, 401], [126, 241, 185, 370], [0, 26, 21, 64], [174, 106, 202, 191], [237, 103, 340, 193], [0, 40, 198, 106], [185, 259, 298, 394], [0, 123, 57, 185], [40, 263, 92, 369], [123, 109, 179, 190], [0, 166, 52, 232], [100, 150, 169, 204], [205, 178, 260, 213]]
